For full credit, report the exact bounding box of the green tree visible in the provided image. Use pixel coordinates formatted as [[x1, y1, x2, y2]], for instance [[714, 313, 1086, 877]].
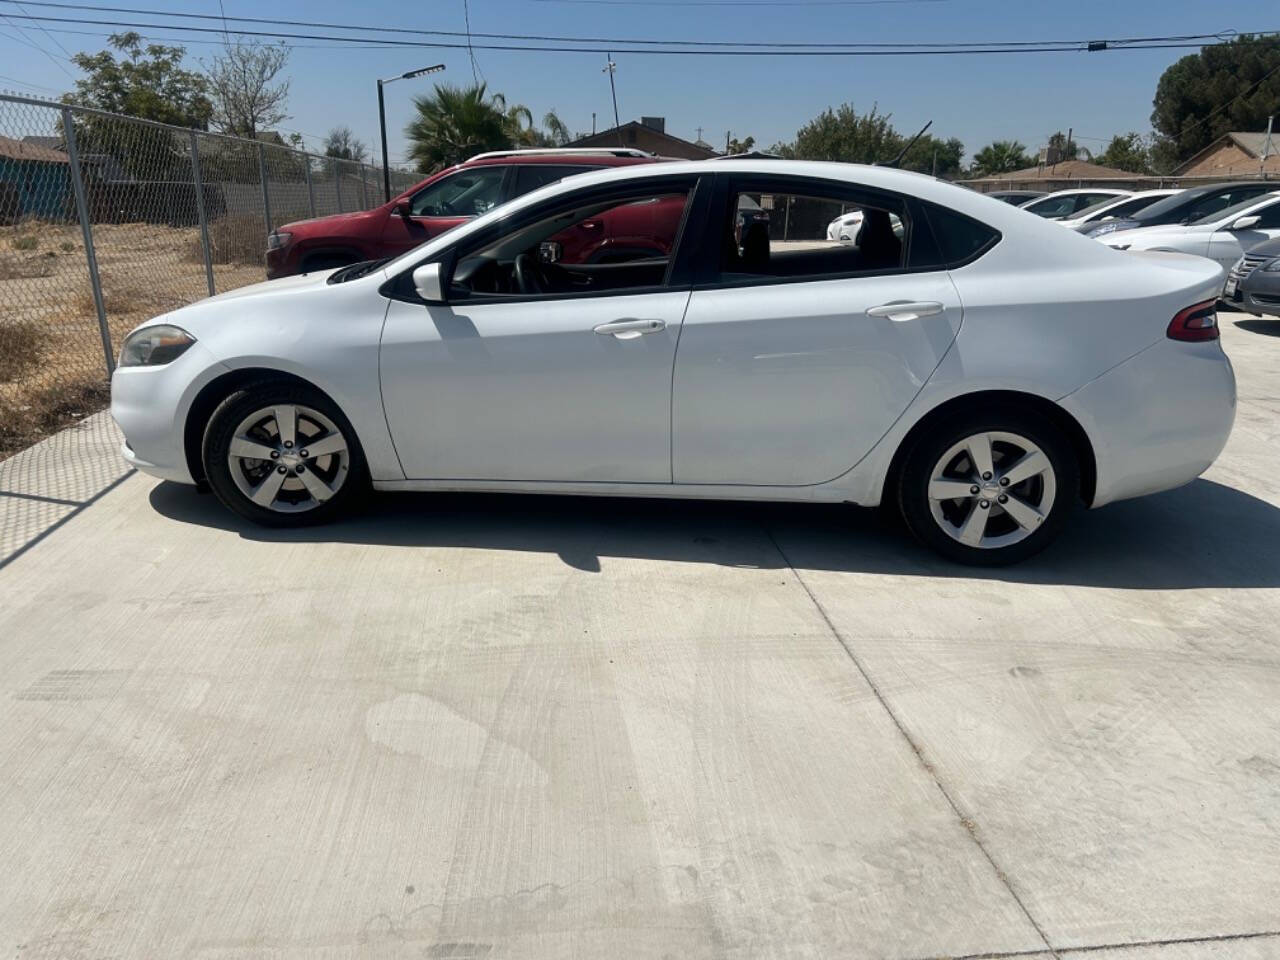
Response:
[[405, 82, 512, 172], [63, 32, 212, 179], [726, 135, 756, 155], [898, 135, 965, 177], [780, 104, 900, 164], [970, 140, 1031, 176], [1096, 132, 1151, 173], [65, 31, 211, 128], [1150, 35, 1280, 171]]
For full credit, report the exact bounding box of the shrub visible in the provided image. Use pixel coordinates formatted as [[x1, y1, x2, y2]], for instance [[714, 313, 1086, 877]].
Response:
[[185, 214, 267, 266], [0, 319, 44, 382], [11, 234, 37, 251]]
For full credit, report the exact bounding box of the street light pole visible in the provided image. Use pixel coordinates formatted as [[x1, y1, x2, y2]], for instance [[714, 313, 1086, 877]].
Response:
[[377, 63, 446, 203]]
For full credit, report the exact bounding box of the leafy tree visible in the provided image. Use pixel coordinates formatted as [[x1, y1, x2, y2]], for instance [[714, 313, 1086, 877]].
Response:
[[206, 39, 291, 140], [726, 135, 756, 155], [970, 140, 1031, 176], [324, 125, 369, 163], [1150, 35, 1280, 171], [63, 32, 212, 179], [65, 32, 212, 127], [1096, 132, 1151, 174], [780, 104, 900, 164], [405, 82, 512, 172], [899, 135, 965, 177], [1044, 131, 1090, 163]]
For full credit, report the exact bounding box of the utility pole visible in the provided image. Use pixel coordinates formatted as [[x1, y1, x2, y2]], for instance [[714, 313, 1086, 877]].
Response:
[[726, 130, 731, 154], [592, 112, 596, 135], [1262, 116, 1275, 179], [603, 55, 620, 144]]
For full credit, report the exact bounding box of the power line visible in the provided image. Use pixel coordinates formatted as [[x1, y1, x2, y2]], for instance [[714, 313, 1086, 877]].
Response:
[[0, 12, 1259, 57], [0, 2, 1258, 53]]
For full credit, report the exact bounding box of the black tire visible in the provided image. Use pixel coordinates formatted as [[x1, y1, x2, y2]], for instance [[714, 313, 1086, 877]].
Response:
[[897, 406, 1079, 566], [201, 379, 366, 527]]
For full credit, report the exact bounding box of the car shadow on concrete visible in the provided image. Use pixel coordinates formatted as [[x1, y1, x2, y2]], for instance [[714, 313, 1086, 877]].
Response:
[[1232, 317, 1280, 337], [149, 477, 1280, 590]]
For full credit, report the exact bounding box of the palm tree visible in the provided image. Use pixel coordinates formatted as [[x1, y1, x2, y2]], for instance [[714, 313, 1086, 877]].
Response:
[[404, 82, 512, 172], [971, 140, 1031, 176]]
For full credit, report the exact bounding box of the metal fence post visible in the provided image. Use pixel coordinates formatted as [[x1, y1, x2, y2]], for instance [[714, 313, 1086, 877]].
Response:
[[189, 131, 215, 297], [305, 156, 316, 217], [257, 141, 273, 233], [62, 106, 114, 377], [359, 162, 368, 209], [334, 160, 344, 213]]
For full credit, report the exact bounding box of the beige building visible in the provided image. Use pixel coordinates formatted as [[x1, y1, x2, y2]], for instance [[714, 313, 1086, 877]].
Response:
[[1173, 132, 1280, 178]]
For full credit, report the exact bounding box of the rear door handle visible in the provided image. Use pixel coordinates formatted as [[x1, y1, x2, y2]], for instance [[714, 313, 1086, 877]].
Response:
[[866, 300, 945, 322], [593, 318, 666, 340]]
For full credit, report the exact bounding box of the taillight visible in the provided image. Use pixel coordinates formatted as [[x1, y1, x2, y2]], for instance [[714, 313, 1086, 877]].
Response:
[[1167, 299, 1219, 342]]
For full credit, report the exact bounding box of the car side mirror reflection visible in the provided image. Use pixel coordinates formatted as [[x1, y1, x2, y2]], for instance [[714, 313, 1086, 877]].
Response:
[[538, 241, 563, 264], [1231, 215, 1261, 231], [412, 262, 446, 303]]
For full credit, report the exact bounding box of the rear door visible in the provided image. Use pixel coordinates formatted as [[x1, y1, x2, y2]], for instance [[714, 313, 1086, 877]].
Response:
[[671, 174, 968, 487]]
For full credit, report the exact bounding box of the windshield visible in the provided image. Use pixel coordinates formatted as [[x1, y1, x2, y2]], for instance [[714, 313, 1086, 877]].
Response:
[[1130, 191, 1196, 224], [1076, 193, 1167, 222], [1191, 195, 1273, 226]]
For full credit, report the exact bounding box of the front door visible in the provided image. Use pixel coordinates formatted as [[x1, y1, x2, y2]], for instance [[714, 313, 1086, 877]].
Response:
[[380, 166, 508, 257], [672, 175, 963, 486], [380, 179, 701, 482]]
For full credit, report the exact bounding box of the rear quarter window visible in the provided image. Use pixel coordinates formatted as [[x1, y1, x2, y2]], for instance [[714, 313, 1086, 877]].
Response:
[[914, 202, 1001, 269]]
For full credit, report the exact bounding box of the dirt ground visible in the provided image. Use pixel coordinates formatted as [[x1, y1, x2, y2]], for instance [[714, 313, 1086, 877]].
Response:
[[0, 219, 265, 459]]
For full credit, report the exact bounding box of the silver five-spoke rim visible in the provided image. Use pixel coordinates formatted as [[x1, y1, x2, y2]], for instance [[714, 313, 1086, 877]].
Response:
[[927, 431, 1056, 550], [228, 404, 349, 514]]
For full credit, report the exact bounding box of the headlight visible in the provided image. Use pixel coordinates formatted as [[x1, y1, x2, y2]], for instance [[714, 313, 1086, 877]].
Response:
[[118, 324, 196, 367], [1264, 258, 1280, 272], [266, 231, 293, 251]]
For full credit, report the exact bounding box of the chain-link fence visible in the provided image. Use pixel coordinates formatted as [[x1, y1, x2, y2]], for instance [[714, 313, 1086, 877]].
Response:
[[0, 92, 418, 461]]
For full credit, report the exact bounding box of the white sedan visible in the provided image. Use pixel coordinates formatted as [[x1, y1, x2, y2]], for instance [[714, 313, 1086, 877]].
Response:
[[1054, 188, 1181, 230], [1018, 188, 1130, 220], [111, 160, 1236, 565], [1101, 191, 1280, 268]]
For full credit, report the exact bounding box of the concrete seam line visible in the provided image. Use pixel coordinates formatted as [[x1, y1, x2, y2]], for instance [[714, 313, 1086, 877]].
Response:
[[0, 470, 135, 572], [934, 928, 1280, 960], [762, 525, 1060, 959], [0, 490, 86, 507]]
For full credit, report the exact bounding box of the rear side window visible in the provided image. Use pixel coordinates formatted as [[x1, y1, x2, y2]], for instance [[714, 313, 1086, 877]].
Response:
[[511, 164, 593, 198], [917, 202, 1001, 268], [717, 184, 907, 282]]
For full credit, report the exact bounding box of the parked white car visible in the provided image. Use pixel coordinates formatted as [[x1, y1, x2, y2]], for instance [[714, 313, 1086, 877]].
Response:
[[825, 208, 903, 242], [1101, 191, 1280, 268], [111, 160, 1235, 565], [1055, 189, 1181, 229], [1019, 188, 1131, 220]]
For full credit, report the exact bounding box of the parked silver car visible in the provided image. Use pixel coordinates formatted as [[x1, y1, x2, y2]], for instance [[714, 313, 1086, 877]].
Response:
[[1226, 237, 1280, 317]]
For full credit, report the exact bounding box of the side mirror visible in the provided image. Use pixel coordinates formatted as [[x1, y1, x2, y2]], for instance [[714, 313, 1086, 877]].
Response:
[[538, 241, 563, 264], [1231, 215, 1261, 231], [412, 262, 446, 303], [394, 199, 413, 218]]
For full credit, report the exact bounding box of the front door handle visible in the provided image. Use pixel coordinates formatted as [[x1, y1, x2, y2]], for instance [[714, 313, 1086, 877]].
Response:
[[593, 318, 666, 340], [866, 300, 945, 322]]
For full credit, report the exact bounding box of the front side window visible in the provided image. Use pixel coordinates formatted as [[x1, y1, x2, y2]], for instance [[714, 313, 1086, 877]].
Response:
[[719, 187, 906, 282], [448, 186, 693, 299], [410, 167, 506, 218]]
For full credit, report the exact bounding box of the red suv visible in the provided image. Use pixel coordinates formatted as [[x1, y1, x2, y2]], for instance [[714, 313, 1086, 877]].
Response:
[[265, 148, 669, 278]]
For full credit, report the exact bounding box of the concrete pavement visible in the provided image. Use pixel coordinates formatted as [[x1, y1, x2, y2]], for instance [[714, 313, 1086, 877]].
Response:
[[1, 315, 1278, 958]]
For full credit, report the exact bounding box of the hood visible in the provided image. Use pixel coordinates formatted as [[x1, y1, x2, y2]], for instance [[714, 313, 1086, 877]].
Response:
[[201, 268, 339, 304], [278, 208, 383, 232]]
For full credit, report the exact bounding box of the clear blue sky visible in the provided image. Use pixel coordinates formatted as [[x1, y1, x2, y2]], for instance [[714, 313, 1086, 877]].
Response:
[[0, 0, 1273, 168]]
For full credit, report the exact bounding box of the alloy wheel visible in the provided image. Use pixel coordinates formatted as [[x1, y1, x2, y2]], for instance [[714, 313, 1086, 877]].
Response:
[[226, 404, 350, 514], [926, 430, 1057, 550]]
